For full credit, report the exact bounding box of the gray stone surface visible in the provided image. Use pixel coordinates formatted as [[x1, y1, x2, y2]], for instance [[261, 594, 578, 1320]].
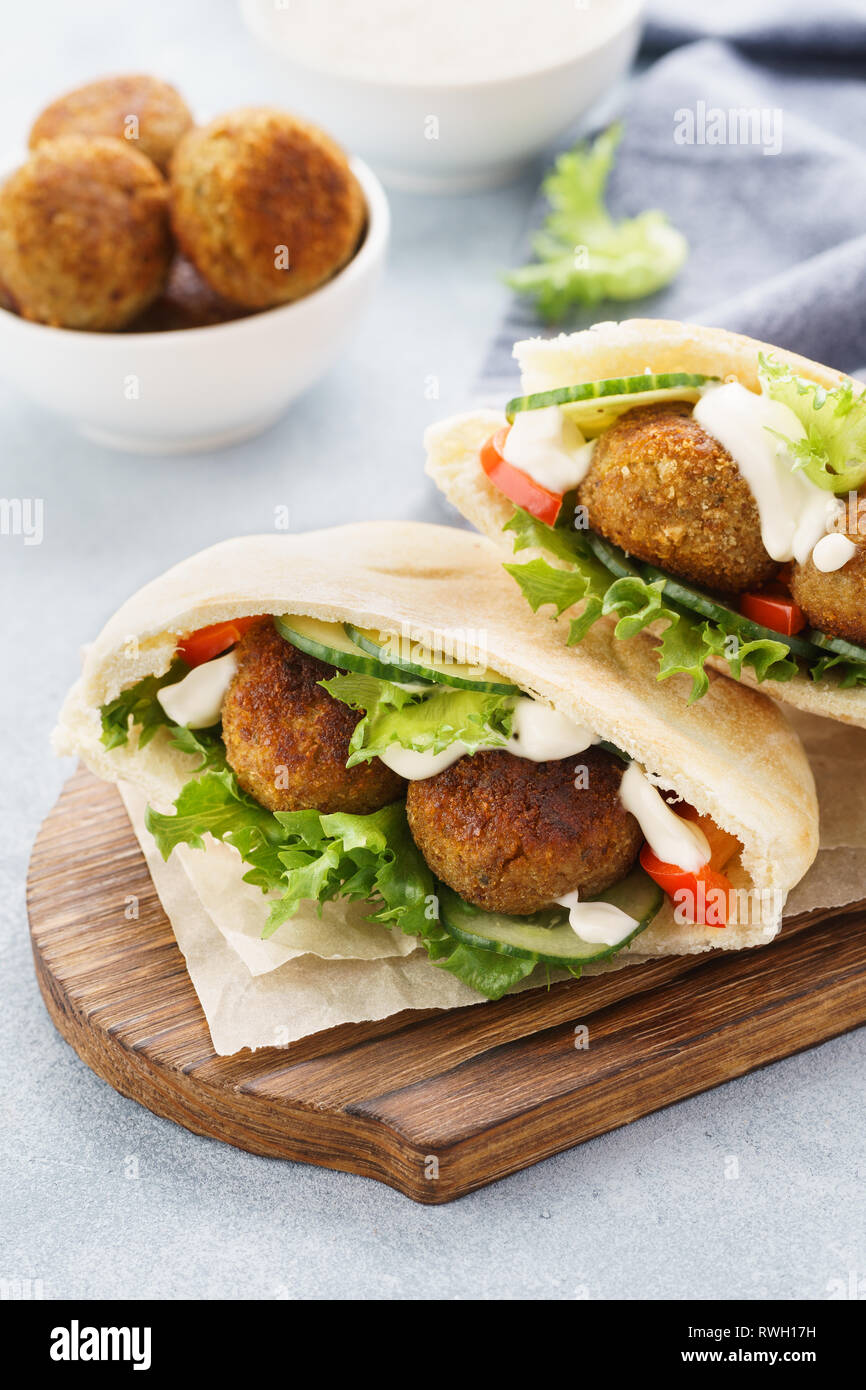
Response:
[[1, 1, 863, 1301]]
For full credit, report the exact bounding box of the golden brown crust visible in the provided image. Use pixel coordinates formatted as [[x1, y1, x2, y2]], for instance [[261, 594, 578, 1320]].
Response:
[[222, 618, 404, 814], [406, 747, 640, 914], [29, 74, 193, 174], [0, 135, 171, 330], [789, 498, 866, 645], [169, 107, 366, 309], [578, 403, 778, 593]]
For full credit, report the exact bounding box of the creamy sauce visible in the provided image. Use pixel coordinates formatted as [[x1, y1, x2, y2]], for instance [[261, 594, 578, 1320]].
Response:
[[694, 383, 840, 564], [379, 743, 468, 779], [506, 698, 597, 761], [157, 651, 238, 729], [619, 763, 709, 872], [503, 406, 595, 493], [258, 0, 638, 86], [378, 696, 597, 780], [556, 889, 638, 946], [811, 532, 858, 573]]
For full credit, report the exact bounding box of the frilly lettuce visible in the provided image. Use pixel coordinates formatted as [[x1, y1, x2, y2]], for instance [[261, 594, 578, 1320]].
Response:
[[502, 508, 802, 701], [759, 354, 866, 493], [100, 661, 189, 749], [505, 125, 688, 322], [319, 672, 515, 764]]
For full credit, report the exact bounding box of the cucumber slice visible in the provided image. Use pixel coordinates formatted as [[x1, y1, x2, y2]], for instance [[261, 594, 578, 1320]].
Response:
[[345, 623, 521, 695], [437, 867, 663, 967], [506, 372, 718, 437], [583, 530, 642, 579], [640, 565, 828, 663], [274, 615, 421, 682], [807, 628, 866, 666]]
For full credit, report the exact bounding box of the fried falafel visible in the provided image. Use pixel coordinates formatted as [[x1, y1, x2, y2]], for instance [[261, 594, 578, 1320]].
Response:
[[222, 619, 404, 814], [789, 499, 866, 646], [169, 107, 366, 309], [578, 402, 779, 594], [29, 74, 193, 175], [0, 136, 171, 330], [405, 746, 641, 915]]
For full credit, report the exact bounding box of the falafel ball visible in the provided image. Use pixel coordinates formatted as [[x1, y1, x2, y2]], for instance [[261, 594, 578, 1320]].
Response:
[[169, 107, 366, 309], [405, 747, 641, 916], [578, 402, 779, 594], [126, 254, 252, 332], [0, 136, 171, 330], [221, 618, 404, 815], [789, 499, 866, 646], [29, 74, 193, 174]]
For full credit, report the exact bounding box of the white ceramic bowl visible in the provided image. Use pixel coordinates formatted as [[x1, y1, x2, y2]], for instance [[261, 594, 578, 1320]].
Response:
[[241, 0, 643, 193], [0, 157, 388, 454]]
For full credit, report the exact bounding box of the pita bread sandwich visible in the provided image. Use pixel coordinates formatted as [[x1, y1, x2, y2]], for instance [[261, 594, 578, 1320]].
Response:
[[426, 319, 866, 727], [54, 521, 818, 1005]]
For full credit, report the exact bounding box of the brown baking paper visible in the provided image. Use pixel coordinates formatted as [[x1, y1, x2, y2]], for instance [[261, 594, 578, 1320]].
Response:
[[119, 707, 866, 1055]]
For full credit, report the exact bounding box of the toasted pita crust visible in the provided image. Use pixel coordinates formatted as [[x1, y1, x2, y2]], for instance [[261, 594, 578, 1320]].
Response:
[[425, 318, 866, 728], [54, 521, 818, 954]]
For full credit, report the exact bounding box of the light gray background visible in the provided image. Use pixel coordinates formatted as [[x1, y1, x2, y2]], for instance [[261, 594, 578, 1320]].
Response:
[[1, 1, 863, 1301]]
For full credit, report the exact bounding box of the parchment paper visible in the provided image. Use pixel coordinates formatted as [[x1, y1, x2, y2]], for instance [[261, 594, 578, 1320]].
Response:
[[119, 708, 866, 1054], [172, 837, 416, 976], [782, 709, 866, 916]]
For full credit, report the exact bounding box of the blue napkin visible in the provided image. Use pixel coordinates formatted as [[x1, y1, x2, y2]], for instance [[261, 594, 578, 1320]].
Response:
[[480, 0, 866, 396]]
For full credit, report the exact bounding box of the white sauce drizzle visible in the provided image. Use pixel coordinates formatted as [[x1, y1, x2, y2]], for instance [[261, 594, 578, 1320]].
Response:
[[619, 763, 709, 872], [378, 697, 597, 781], [811, 532, 858, 573], [157, 651, 238, 729], [503, 406, 595, 493], [555, 889, 638, 946], [694, 383, 841, 564], [378, 743, 469, 779]]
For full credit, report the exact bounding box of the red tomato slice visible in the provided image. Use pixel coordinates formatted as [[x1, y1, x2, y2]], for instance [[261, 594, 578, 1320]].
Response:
[[639, 844, 733, 928], [178, 616, 260, 667], [739, 589, 806, 636], [480, 428, 564, 527]]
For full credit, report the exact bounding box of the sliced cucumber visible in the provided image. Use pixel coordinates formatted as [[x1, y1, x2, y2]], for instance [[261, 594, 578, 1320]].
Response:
[[274, 615, 420, 682], [807, 628, 866, 666], [437, 867, 663, 967], [345, 623, 521, 695], [640, 566, 828, 663], [583, 530, 642, 580], [506, 372, 718, 437]]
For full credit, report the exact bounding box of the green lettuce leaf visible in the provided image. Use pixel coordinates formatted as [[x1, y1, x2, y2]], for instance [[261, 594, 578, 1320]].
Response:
[[505, 124, 687, 322], [166, 723, 227, 771], [99, 661, 189, 749], [601, 575, 716, 701], [320, 672, 515, 765], [809, 653, 866, 688], [759, 353, 866, 493], [145, 769, 281, 861], [501, 511, 806, 700], [503, 508, 613, 642]]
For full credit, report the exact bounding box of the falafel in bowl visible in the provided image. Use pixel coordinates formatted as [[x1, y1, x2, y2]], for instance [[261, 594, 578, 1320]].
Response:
[[0, 84, 388, 452], [54, 522, 818, 1031]]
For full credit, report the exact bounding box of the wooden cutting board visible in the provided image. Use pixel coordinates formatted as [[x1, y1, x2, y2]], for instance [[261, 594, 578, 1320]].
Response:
[[28, 767, 866, 1204]]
